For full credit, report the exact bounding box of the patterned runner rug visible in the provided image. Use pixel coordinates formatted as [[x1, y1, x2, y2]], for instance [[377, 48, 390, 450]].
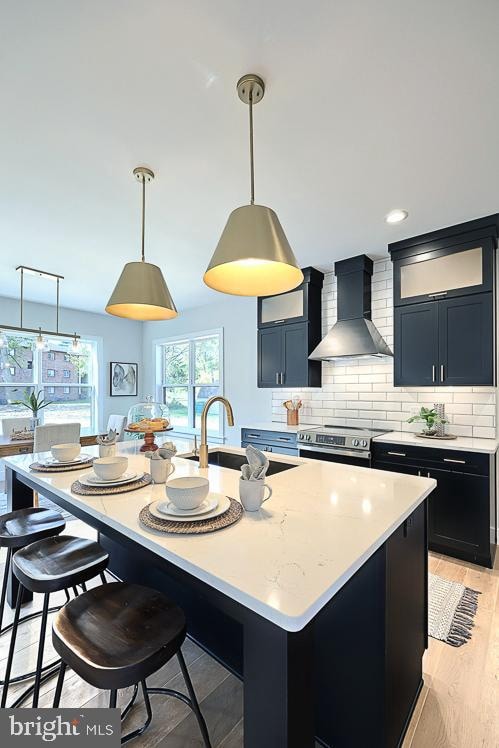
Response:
[[429, 572, 480, 647]]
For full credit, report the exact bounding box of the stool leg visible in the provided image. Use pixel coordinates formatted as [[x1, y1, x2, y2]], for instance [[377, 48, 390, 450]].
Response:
[[0, 548, 12, 633], [177, 650, 212, 748], [121, 682, 153, 744], [32, 593, 50, 707], [100, 572, 107, 584], [110, 690, 118, 708], [52, 662, 67, 708], [1, 584, 23, 708]]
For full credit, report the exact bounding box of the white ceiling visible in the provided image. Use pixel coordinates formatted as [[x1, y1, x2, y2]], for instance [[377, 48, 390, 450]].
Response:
[[1, 0, 498, 314]]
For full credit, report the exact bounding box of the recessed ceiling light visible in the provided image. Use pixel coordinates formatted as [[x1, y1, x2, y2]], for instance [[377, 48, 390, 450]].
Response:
[[385, 209, 408, 224]]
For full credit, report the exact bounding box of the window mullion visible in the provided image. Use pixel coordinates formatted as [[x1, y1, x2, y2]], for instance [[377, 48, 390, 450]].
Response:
[[189, 339, 195, 428]]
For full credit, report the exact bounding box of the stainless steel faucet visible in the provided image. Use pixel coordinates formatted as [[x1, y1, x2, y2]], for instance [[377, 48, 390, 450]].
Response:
[[199, 396, 234, 468]]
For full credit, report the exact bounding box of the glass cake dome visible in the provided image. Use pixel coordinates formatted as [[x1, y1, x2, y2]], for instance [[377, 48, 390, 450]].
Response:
[[127, 395, 170, 432]]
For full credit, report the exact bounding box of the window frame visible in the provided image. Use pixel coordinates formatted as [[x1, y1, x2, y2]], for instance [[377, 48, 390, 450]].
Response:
[[0, 333, 101, 433], [154, 328, 224, 438]]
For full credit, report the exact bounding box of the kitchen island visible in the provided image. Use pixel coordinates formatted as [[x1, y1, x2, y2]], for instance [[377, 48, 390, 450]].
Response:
[[4, 444, 435, 748]]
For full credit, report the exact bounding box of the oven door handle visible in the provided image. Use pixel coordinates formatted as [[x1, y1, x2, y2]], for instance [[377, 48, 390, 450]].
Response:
[[299, 445, 371, 460]]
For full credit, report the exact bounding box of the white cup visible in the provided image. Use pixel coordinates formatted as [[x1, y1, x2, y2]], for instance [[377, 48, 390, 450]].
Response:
[[98, 444, 116, 458], [149, 458, 175, 484], [239, 478, 272, 512]]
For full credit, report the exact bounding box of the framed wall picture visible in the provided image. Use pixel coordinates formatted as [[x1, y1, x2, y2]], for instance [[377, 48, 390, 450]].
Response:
[[110, 362, 138, 397]]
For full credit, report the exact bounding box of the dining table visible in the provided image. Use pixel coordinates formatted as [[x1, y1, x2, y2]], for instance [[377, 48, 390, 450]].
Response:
[[3, 439, 435, 747]]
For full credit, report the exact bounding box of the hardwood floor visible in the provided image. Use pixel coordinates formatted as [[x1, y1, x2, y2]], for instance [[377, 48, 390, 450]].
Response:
[[0, 518, 497, 747]]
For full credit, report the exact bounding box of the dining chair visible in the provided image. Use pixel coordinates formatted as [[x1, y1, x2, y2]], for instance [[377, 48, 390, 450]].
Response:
[[106, 415, 127, 442], [33, 423, 81, 454], [1, 417, 32, 437], [32, 423, 81, 507]]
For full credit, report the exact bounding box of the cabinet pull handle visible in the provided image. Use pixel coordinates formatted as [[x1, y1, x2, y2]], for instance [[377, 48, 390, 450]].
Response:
[[276, 437, 291, 441], [428, 291, 447, 298], [273, 320, 285, 324], [427, 472, 431, 478], [387, 451, 406, 457], [443, 458, 466, 464], [276, 372, 280, 385], [247, 433, 260, 438], [280, 372, 284, 385], [418, 470, 421, 476], [440, 364, 445, 381], [432, 365, 436, 382]]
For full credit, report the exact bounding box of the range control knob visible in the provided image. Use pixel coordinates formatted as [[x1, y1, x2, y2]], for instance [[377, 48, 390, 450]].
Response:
[[361, 439, 368, 447], [353, 438, 359, 447], [298, 434, 303, 440], [307, 434, 311, 441]]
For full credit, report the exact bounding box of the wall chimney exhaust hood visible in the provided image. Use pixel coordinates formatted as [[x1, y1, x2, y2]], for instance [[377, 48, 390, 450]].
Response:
[[309, 255, 393, 360]]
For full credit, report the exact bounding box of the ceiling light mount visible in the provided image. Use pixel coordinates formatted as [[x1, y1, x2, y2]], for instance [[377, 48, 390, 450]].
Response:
[[133, 166, 155, 183], [385, 209, 408, 224], [236, 74, 265, 105]]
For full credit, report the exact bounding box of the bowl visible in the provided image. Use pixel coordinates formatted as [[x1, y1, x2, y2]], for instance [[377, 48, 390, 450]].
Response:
[[93, 456, 128, 482], [165, 476, 209, 510], [51, 443, 81, 462]]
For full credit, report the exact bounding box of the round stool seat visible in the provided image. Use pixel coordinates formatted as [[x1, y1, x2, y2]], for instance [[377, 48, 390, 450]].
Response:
[[52, 582, 186, 690], [0, 507, 65, 549], [13, 536, 109, 594]]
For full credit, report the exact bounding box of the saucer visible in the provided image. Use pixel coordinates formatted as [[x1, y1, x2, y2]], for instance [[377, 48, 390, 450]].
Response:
[[79, 471, 141, 487], [157, 496, 218, 517], [148, 494, 230, 523], [43, 454, 92, 467]]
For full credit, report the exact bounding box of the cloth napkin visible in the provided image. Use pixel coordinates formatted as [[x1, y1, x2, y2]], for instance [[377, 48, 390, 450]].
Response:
[[240, 444, 269, 481]]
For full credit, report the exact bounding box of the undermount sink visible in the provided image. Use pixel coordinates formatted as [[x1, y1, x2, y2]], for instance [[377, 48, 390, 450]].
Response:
[[183, 450, 297, 476]]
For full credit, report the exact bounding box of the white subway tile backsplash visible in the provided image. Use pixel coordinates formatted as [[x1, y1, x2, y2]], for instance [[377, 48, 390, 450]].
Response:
[[271, 261, 497, 438]]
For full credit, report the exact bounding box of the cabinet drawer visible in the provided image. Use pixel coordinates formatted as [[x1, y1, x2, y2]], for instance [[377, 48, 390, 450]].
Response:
[[241, 428, 297, 448], [372, 443, 490, 476], [241, 440, 298, 456]]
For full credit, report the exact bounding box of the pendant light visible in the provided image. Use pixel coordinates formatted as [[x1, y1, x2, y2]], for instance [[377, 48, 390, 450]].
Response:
[[105, 167, 177, 321], [204, 74, 303, 297]]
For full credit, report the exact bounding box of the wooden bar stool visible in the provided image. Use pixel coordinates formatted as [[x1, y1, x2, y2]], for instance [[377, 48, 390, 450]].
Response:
[[0, 507, 66, 687], [52, 582, 212, 746], [1, 535, 109, 708]]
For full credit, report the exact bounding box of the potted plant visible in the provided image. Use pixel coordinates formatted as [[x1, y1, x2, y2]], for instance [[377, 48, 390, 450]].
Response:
[[407, 406, 448, 436], [11, 388, 53, 431]]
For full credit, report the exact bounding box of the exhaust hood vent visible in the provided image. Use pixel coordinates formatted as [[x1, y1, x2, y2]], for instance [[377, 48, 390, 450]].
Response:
[[309, 255, 393, 360]]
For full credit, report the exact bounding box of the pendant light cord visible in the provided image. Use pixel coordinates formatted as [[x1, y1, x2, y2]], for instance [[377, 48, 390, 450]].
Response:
[[249, 89, 255, 205], [141, 174, 146, 262]]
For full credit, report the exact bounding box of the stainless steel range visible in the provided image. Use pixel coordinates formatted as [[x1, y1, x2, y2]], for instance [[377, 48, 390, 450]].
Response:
[[297, 424, 392, 466]]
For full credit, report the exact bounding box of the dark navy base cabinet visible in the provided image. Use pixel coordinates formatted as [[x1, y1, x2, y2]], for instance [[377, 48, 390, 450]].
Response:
[[241, 427, 298, 456], [373, 442, 497, 568]]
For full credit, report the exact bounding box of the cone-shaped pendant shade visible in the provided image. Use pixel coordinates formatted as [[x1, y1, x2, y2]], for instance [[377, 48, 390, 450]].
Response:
[[204, 204, 303, 296], [106, 261, 177, 321]]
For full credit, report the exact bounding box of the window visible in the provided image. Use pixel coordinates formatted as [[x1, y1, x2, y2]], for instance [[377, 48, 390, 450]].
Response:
[[0, 333, 99, 432], [156, 330, 223, 436]]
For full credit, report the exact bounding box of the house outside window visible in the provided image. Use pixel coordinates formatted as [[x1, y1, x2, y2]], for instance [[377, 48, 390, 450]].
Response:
[[63, 369, 70, 378], [47, 351, 55, 361], [47, 369, 55, 377], [155, 329, 223, 436], [63, 386, 70, 394], [9, 367, 15, 376]]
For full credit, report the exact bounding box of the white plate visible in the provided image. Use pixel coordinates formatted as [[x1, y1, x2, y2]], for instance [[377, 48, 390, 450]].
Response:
[[42, 454, 93, 467], [156, 496, 218, 518], [148, 494, 230, 523], [78, 471, 142, 487]]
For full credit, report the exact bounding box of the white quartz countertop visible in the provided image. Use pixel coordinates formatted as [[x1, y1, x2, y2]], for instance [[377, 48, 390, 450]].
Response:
[[373, 431, 498, 454], [239, 422, 314, 434], [3, 443, 435, 632]]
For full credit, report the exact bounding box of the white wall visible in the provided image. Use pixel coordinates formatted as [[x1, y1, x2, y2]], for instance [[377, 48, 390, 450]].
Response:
[[270, 260, 497, 437], [0, 295, 143, 430], [142, 296, 271, 446]]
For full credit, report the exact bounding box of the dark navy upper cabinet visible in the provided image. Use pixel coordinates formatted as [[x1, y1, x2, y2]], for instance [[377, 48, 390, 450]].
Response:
[[390, 215, 498, 387], [257, 267, 324, 388], [394, 302, 438, 386], [439, 293, 494, 386]]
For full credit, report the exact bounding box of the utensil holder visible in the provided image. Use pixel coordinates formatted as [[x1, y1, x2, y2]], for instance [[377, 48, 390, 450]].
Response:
[[286, 410, 299, 426]]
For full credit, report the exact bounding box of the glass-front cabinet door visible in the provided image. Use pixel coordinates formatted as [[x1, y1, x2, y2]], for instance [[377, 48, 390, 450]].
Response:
[[258, 287, 306, 326], [393, 239, 494, 306]]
